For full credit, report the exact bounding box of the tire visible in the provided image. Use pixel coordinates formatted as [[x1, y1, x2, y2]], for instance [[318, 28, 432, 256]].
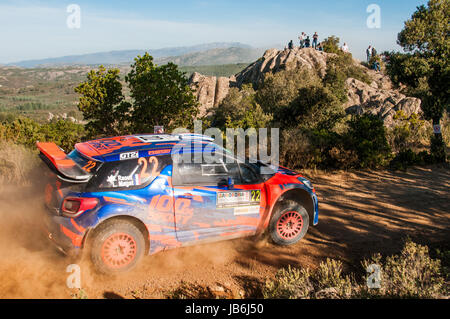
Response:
[[90, 219, 145, 275], [269, 200, 309, 246]]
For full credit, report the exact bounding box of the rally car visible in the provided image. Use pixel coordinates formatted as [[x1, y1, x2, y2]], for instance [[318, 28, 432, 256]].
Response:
[[38, 133, 319, 274]]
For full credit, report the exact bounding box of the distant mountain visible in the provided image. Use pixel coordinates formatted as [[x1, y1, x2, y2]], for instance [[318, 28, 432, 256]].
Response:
[[155, 47, 266, 66], [8, 43, 253, 68]]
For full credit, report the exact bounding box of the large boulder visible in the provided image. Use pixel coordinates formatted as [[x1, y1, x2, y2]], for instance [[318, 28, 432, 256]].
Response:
[[345, 78, 422, 127], [235, 47, 329, 87], [189, 72, 235, 116]]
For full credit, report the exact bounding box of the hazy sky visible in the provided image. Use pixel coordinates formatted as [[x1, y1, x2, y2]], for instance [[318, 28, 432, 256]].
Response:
[[0, 0, 428, 63]]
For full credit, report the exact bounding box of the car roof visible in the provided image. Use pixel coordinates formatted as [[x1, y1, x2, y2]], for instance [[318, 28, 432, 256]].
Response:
[[74, 133, 216, 162]]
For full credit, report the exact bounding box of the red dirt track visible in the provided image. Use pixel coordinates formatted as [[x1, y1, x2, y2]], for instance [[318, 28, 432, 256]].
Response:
[[0, 166, 448, 298]]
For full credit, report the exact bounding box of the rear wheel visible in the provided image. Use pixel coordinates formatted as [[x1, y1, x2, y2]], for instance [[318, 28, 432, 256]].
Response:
[[269, 200, 309, 246], [90, 219, 145, 275]]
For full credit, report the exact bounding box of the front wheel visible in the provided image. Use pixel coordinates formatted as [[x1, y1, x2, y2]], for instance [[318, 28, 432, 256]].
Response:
[[269, 201, 309, 246], [90, 219, 145, 275]]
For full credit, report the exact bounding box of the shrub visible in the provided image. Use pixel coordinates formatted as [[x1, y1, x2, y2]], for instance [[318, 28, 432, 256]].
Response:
[[264, 241, 447, 299], [344, 114, 392, 168], [212, 85, 272, 130], [387, 110, 429, 153], [0, 117, 85, 151], [322, 36, 340, 54], [361, 241, 445, 298], [282, 85, 345, 131], [314, 259, 353, 298], [255, 67, 322, 116], [263, 266, 314, 299]]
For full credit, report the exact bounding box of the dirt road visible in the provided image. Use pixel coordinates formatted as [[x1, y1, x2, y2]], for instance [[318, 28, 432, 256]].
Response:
[[0, 166, 448, 299]]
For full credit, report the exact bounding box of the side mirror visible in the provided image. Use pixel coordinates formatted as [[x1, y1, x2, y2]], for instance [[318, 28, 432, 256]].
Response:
[[218, 177, 234, 189], [227, 177, 234, 189]]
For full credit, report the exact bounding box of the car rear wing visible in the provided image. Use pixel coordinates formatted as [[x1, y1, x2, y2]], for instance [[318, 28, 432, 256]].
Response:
[[37, 142, 92, 183]]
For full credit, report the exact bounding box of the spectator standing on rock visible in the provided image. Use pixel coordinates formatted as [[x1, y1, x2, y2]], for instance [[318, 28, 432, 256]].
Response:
[[372, 47, 378, 58], [288, 40, 294, 50], [298, 32, 306, 48], [312, 32, 319, 49], [341, 42, 349, 52], [366, 45, 372, 63], [305, 36, 311, 48]]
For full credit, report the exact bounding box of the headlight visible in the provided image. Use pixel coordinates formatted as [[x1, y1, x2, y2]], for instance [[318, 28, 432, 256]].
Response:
[[298, 177, 313, 190]]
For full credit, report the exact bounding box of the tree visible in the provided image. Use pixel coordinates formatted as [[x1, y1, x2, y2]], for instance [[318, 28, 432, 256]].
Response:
[[388, 0, 449, 161], [125, 53, 199, 133], [75, 66, 128, 137], [322, 36, 340, 54], [212, 85, 272, 130]]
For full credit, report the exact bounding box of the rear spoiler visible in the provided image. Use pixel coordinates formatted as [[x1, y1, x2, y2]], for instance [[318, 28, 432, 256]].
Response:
[[37, 142, 91, 183]]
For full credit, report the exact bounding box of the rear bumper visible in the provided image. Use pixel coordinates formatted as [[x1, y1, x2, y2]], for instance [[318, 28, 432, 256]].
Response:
[[42, 209, 83, 256]]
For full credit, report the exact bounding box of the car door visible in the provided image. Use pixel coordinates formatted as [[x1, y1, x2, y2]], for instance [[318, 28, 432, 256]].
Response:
[[172, 152, 266, 244]]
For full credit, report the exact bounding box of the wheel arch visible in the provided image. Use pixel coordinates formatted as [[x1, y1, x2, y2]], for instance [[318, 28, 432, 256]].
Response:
[[271, 188, 315, 226], [84, 215, 150, 255]]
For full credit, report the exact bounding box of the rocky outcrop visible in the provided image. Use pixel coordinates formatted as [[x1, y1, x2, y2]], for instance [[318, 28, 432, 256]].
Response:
[[189, 47, 422, 127], [345, 77, 421, 127], [189, 48, 329, 114], [235, 47, 329, 86], [189, 72, 235, 116]]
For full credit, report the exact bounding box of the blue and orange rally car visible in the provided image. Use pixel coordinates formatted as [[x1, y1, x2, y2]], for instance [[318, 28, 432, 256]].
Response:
[[38, 133, 319, 274]]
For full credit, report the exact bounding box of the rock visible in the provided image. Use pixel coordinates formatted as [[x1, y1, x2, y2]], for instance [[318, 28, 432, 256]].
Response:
[[189, 48, 422, 128], [189, 72, 233, 117], [235, 47, 329, 87], [344, 78, 421, 127]]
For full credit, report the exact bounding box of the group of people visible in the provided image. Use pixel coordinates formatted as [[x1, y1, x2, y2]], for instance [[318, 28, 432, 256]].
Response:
[[287, 32, 349, 53], [366, 45, 381, 72], [288, 32, 323, 51]]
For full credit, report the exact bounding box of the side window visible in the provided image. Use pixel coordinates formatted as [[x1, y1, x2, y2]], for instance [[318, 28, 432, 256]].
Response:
[[89, 155, 170, 190], [174, 156, 242, 186], [239, 163, 261, 184]]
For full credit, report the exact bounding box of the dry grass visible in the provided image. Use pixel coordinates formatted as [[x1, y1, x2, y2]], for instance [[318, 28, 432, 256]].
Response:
[[0, 142, 39, 190]]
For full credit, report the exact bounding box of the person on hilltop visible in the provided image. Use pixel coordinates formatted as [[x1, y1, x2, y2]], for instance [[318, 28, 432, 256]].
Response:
[[312, 32, 319, 49], [305, 36, 311, 48], [298, 32, 306, 48], [341, 42, 349, 52], [288, 40, 294, 50], [317, 42, 324, 51], [372, 47, 378, 58], [366, 45, 372, 63]]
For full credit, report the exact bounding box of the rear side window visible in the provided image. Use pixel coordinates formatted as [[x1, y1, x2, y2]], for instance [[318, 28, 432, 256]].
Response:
[[67, 150, 100, 174], [89, 155, 171, 190]]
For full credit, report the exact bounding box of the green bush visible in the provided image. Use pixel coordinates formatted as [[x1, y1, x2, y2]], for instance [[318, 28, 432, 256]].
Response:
[[263, 266, 314, 299], [0, 117, 85, 151], [264, 241, 446, 299], [212, 85, 272, 130], [344, 114, 392, 168], [361, 241, 445, 298]]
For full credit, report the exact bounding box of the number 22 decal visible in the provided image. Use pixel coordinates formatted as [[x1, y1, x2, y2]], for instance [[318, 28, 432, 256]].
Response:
[[251, 190, 261, 202], [138, 156, 159, 180]]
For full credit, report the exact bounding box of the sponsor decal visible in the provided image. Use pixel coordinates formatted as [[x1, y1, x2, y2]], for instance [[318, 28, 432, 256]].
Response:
[[217, 190, 261, 208], [120, 151, 139, 160], [148, 149, 171, 156], [233, 206, 260, 216]]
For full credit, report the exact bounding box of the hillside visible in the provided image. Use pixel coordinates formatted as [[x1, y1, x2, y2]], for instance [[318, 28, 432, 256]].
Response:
[[156, 47, 265, 66], [7, 43, 253, 68], [189, 47, 422, 125]]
